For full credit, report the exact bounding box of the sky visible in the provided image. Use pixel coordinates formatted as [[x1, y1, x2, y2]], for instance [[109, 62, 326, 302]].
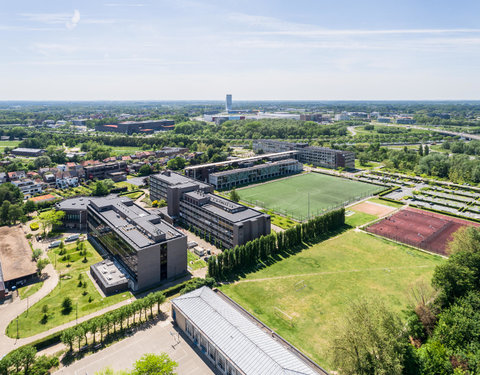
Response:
[[1, 0, 480, 100]]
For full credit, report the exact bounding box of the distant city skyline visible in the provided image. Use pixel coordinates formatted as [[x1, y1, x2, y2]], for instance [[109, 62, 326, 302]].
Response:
[[1, 0, 480, 100]]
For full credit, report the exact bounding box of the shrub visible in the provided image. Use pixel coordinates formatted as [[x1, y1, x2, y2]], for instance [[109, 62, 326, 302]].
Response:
[[61, 297, 73, 314]]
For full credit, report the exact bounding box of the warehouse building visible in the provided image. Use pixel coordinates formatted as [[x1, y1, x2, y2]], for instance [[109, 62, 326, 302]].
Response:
[[87, 195, 187, 291], [252, 140, 355, 169], [11, 148, 46, 157], [150, 171, 270, 248], [172, 287, 326, 375], [209, 158, 302, 190], [95, 120, 175, 134]]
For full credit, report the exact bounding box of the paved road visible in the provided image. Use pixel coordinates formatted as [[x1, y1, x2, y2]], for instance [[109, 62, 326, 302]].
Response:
[[0, 263, 59, 357], [347, 126, 357, 136], [54, 313, 217, 375]]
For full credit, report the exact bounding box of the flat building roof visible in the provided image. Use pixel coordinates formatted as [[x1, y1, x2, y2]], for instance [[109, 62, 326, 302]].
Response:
[[89, 195, 184, 250], [172, 287, 324, 375]]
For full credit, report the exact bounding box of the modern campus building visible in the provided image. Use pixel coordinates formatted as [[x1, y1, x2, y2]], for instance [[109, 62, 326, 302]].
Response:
[[95, 119, 175, 134], [184, 151, 298, 182], [208, 158, 302, 190], [86, 195, 187, 291], [150, 171, 270, 248], [172, 287, 326, 375], [55, 196, 93, 230], [252, 139, 355, 169]]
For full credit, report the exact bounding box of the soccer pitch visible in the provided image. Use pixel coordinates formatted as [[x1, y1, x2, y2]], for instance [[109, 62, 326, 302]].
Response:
[[220, 231, 444, 369], [237, 173, 383, 220]]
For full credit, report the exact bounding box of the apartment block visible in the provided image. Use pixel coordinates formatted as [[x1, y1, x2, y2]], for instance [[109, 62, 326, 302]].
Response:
[[208, 158, 302, 190], [252, 140, 355, 169], [84, 161, 127, 180], [150, 171, 270, 249]]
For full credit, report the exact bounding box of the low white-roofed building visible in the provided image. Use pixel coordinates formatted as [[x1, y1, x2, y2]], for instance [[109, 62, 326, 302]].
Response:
[[172, 287, 327, 375]]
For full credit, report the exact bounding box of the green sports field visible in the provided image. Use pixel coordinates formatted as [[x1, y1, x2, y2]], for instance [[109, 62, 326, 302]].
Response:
[[237, 173, 383, 220], [220, 231, 444, 370]]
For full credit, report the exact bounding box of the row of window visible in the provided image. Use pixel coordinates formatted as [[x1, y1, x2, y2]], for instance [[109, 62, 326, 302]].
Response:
[[184, 318, 241, 375]]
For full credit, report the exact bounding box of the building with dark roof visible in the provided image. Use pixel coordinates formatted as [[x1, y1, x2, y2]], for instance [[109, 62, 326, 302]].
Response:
[[55, 196, 94, 230], [95, 120, 175, 134], [252, 140, 355, 169], [172, 287, 327, 375], [150, 171, 270, 249], [11, 148, 45, 157], [84, 161, 127, 180], [208, 158, 303, 190], [87, 195, 187, 291]]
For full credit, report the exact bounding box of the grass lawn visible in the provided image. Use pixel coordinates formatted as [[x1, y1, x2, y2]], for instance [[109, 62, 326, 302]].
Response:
[[110, 146, 144, 156], [220, 231, 444, 370], [6, 241, 132, 338], [115, 181, 137, 191], [345, 211, 377, 227], [18, 282, 44, 300], [354, 159, 383, 170], [0, 140, 21, 151], [368, 197, 405, 208], [122, 191, 144, 200], [187, 251, 207, 271], [237, 173, 382, 221], [261, 210, 297, 229]]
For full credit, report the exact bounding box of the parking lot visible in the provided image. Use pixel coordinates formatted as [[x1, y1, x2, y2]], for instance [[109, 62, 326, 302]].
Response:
[[54, 313, 217, 375]]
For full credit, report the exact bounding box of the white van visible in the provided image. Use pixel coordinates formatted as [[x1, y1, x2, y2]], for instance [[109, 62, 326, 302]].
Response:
[[48, 241, 61, 249], [66, 234, 80, 242], [194, 247, 205, 257]]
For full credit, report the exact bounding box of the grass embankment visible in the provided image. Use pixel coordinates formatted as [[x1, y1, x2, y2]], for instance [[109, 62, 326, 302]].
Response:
[[220, 231, 443, 369], [368, 197, 405, 208], [18, 282, 44, 300], [6, 241, 132, 338]]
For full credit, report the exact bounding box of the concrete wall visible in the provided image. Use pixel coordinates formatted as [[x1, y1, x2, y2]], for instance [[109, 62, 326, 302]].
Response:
[[167, 236, 188, 280]]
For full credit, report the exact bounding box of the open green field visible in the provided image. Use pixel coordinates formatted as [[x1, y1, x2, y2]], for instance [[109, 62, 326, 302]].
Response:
[[237, 173, 383, 221], [110, 146, 144, 156], [0, 140, 21, 151], [6, 241, 132, 338], [220, 231, 443, 370]]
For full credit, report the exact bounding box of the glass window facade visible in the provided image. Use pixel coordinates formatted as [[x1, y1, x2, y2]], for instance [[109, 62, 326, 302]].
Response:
[[87, 209, 139, 280]]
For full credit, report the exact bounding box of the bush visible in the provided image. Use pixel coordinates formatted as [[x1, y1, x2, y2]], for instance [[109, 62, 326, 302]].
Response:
[[30, 222, 39, 231]]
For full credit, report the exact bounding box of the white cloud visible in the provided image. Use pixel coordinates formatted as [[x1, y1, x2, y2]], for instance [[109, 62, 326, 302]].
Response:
[[20, 9, 80, 30], [66, 9, 81, 30]]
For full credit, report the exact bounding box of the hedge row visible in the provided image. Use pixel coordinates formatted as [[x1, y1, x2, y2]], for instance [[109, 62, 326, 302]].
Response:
[[208, 208, 345, 280]]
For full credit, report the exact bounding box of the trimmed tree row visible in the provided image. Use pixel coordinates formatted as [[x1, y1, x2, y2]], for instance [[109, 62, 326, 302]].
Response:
[[208, 208, 345, 280], [61, 291, 165, 353]]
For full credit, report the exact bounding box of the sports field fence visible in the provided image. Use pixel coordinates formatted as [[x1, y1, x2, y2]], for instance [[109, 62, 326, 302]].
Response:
[[249, 190, 375, 222]]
